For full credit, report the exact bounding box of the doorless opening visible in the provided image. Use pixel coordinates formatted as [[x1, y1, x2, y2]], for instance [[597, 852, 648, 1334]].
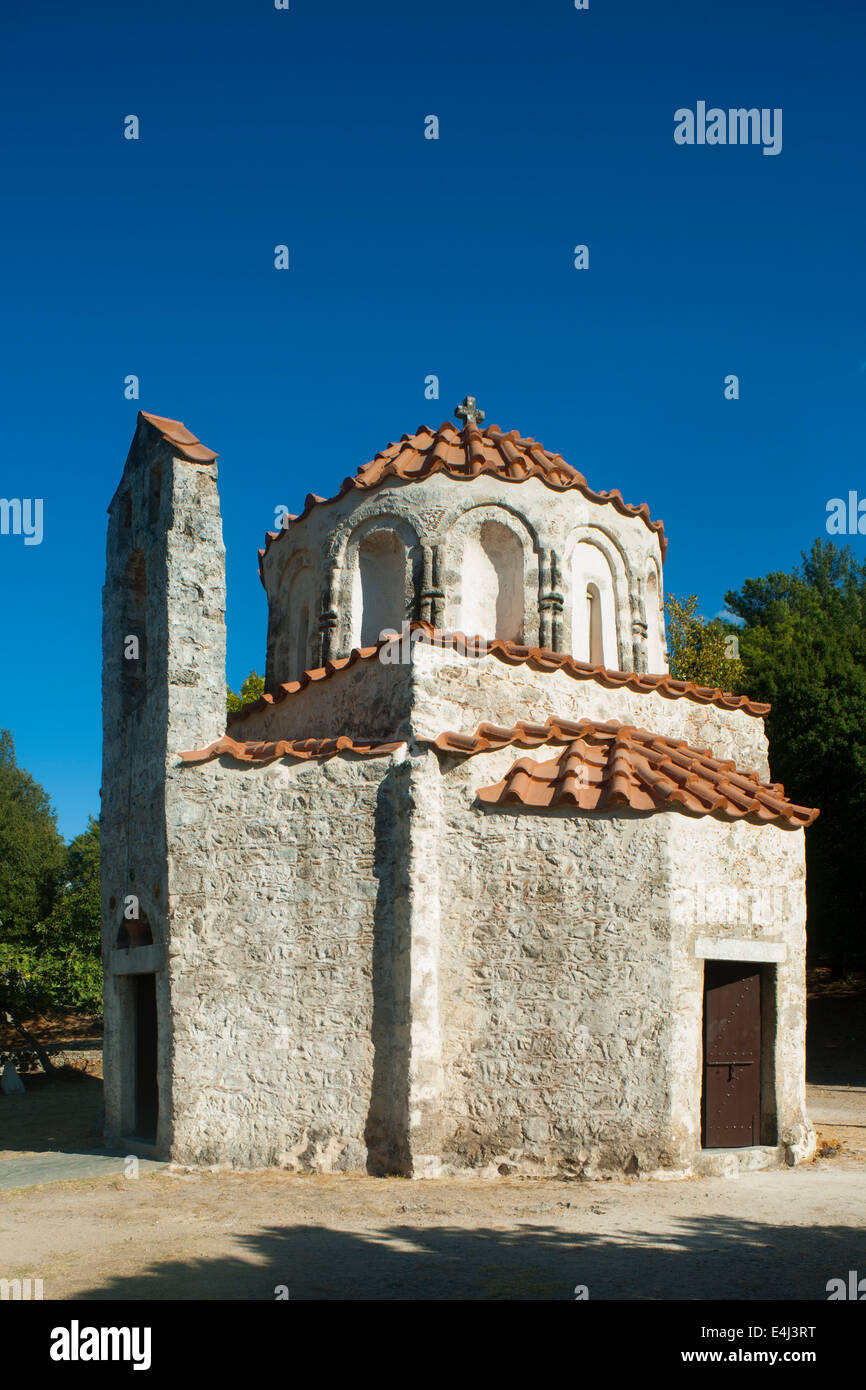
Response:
[[134, 973, 159, 1142], [702, 961, 762, 1149]]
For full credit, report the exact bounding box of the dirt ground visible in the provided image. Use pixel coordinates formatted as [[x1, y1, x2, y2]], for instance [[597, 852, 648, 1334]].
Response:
[[1, 975, 864, 1300], [1, 1156, 865, 1300]]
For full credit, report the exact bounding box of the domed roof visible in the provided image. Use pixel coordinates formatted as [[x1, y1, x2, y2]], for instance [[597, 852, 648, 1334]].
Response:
[[356, 420, 580, 490], [260, 416, 667, 571]]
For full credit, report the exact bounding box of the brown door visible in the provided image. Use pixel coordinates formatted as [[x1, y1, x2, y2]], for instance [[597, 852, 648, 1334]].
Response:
[[702, 962, 761, 1148]]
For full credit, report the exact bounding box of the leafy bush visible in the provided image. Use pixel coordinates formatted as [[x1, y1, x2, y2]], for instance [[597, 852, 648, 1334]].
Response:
[[227, 670, 266, 713], [0, 945, 102, 1015], [664, 594, 744, 691]]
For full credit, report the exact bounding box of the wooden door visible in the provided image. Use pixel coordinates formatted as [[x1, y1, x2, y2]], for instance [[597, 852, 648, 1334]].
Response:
[[702, 962, 761, 1148]]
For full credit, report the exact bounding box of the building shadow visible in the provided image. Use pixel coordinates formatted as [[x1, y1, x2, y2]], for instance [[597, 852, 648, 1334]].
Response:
[[364, 766, 412, 1176], [71, 1211, 861, 1301]]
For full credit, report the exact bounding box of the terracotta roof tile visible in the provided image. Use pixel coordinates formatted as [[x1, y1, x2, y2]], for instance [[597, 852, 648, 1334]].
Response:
[[179, 716, 818, 829], [138, 410, 218, 463], [259, 421, 667, 577], [439, 717, 818, 829], [227, 622, 770, 728], [179, 733, 405, 767]]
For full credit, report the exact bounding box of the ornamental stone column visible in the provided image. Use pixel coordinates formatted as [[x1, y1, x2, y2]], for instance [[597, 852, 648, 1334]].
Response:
[[316, 556, 341, 664], [419, 542, 445, 627], [538, 548, 564, 651], [631, 575, 648, 673]]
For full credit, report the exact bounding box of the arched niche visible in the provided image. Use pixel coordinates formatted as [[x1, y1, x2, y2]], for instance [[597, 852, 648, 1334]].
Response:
[[285, 566, 316, 680], [346, 519, 418, 649], [459, 518, 525, 641], [437, 503, 537, 643], [267, 548, 318, 687], [645, 564, 665, 672], [570, 539, 619, 668]]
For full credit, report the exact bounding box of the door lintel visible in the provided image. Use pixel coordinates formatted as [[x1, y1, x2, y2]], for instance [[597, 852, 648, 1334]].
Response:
[[696, 938, 786, 963]]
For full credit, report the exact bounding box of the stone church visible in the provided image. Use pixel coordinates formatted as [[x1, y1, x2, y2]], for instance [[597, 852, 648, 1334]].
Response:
[[101, 399, 818, 1178]]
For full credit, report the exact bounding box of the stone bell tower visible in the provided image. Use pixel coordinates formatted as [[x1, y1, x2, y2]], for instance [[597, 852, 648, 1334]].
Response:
[[100, 411, 226, 1151]]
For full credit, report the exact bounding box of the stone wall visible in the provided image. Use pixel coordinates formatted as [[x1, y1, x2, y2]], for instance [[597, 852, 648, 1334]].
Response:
[[155, 730, 810, 1173], [409, 641, 772, 781], [162, 740, 678, 1178], [437, 745, 674, 1176], [666, 815, 811, 1166], [434, 746, 811, 1176], [164, 750, 409, 1171], [232, 645, 413, 745], [230, 638, 771, 784]]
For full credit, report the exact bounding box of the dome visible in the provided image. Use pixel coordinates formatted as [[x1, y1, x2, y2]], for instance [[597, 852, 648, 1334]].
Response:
[[260, 417, 666, 564], [259, 402, 669, 687]]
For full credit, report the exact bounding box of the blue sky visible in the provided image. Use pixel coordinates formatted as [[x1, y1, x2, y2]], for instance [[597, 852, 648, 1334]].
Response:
[[1, 0, 865, 839]]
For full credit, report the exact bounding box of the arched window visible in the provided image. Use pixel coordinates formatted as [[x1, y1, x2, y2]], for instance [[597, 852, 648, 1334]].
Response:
[[586, 583, 604, 665], [351, 530, 407, 648], [646, 568, 664, 671], [571, 541, 617, 667], [460, 520, 524, 641], [116, 906, 153, 950]]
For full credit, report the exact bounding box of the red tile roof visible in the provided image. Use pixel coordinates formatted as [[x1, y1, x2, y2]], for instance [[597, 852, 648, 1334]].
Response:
[[179, 714, 818, 829], [138, 411, 218, 463], [259, 420, 667, 576], [226, 622, 770, 728], [179, 733, 405, 767], [442, 716, 818, 828]]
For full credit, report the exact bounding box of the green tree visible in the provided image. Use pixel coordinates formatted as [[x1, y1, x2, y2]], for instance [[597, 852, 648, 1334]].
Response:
[[725, 539, 866, 971], [227, 670, 266, 713], [22, 817, 103, 1012], [0, 730, 65, 943], [664, 594, 744, 691], [0, 740, 103, 1040], [41, 818, 101, 953]]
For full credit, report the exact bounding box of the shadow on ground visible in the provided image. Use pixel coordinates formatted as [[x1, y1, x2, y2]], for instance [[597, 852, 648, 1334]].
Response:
[[71, 1211, 861, 1301], [0, 1072, 103, 1156]]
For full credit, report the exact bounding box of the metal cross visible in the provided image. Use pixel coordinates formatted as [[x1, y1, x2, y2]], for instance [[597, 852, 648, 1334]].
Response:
[[455, 395, 485, 428]]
